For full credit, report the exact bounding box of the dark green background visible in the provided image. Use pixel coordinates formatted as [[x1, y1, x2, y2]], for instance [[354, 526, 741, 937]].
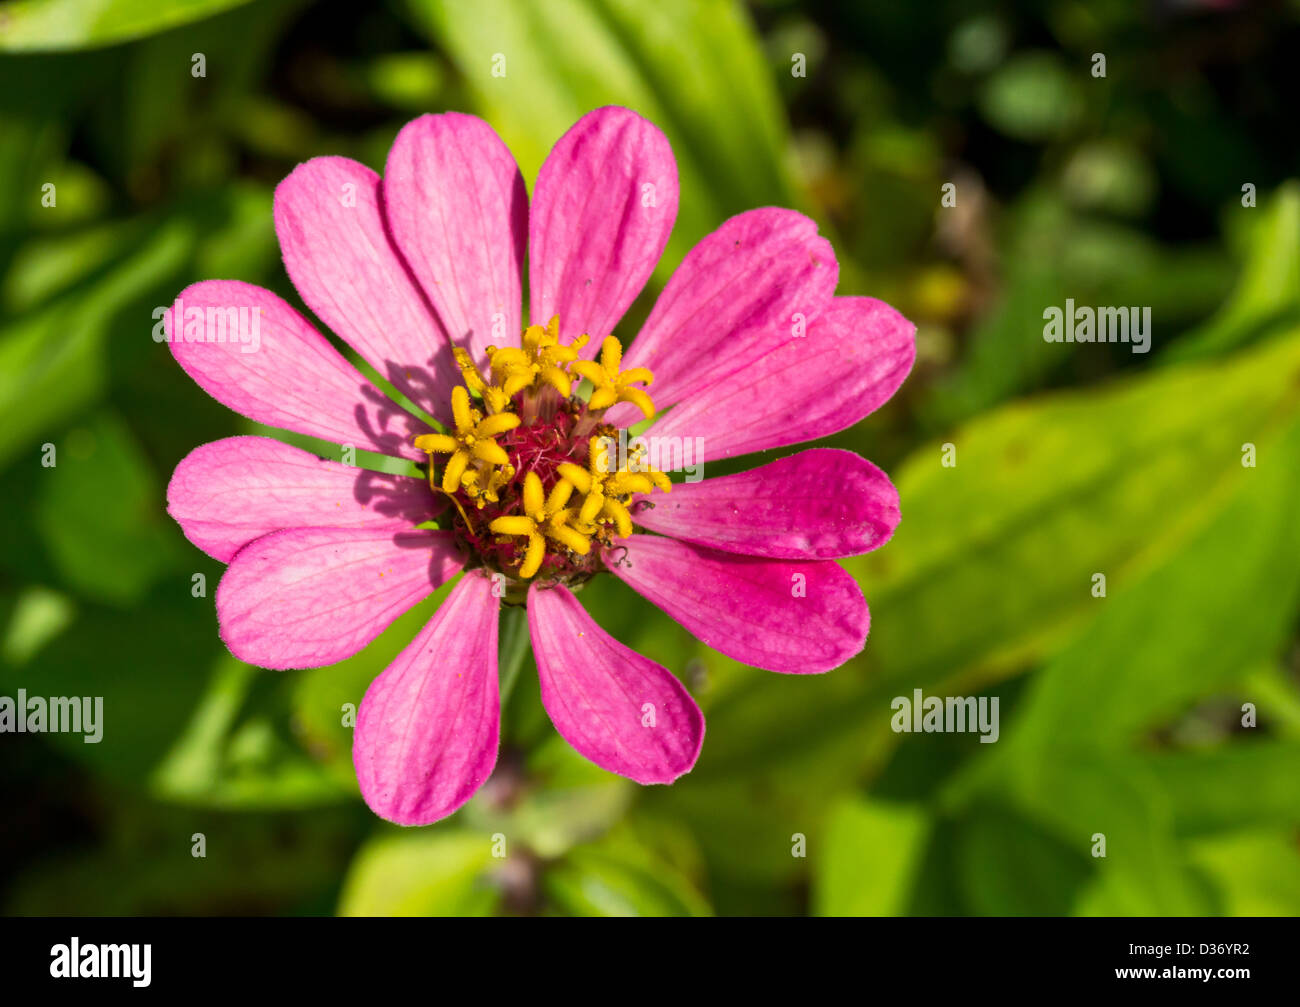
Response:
[[2, 0, 1299, 916]]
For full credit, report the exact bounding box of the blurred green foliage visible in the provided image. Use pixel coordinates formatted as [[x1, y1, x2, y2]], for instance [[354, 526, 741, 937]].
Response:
[[2, 0, 1299, 916]]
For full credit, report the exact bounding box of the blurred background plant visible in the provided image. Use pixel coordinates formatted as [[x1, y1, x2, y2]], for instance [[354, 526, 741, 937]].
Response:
[[2, 0, 1299, 916]]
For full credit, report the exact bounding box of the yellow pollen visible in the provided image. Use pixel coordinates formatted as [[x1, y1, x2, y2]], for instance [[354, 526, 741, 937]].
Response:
[[570, 335, 656, 419], [420, 320, 671, 581]]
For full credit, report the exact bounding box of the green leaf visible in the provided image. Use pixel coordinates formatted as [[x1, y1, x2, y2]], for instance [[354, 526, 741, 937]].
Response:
[[543, 826, 712, 917], [951, 804, 1093, 916], [1129, 742, 1300, 837], [992, 405, 1300, 756], [33, 409, 183, 606], [812, 798, 929, 916], [1168, 181, 1300, 362], [1189, 830, 1300, 917], [977, 51, 1083, 142], [0, 586, 221, 783], [0, 215, 193, 470], [338, 831, 499, 916], [0, 0, 256, 52], [856, 327, 1300, 692], [151, 654, 346, 810]]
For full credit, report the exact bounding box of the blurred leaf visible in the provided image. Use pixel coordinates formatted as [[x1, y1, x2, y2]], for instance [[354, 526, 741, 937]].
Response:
[[0, 0, 255, 52], [1131, 742, 1300, 837], [1008, 757, 1212, 916], [993, 407, 1300, 757], [1169, 181, 1300, 363], [0, 586, 222, 783], [544, 826, 711, 916], [0, 214, 192, 470], [338, 831, 498, 916], [813, 797, 929, 916], [952, 804, 1092, 916], [34, 409, 183, 605], [1189, 830, 1300, 917], [7, 797, 361, 915], [152, 654, 345, 810], [1, 584, 75, 664], [857, 327, 1300, 692], [977, 51, 1083, 141]]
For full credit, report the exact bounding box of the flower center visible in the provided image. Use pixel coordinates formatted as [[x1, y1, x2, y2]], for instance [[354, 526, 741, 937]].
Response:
[[413, 316, 670, 594]]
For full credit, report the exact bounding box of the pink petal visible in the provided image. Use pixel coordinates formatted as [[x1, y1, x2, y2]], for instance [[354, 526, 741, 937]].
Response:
[[528, 583, 703, 784], [167, 435, 437, 563], [383, 113, 528, 369], [274, 156, 461, 424], [631, 448, 899, 560], [354, 571, 501, 826], [168, 280, 431, 461], [610, 208, 837, 424], [529, 106, 677, 349], [606, 536, 868, 674], [216, 527, 463, 670], [644, 296, 915, 461]]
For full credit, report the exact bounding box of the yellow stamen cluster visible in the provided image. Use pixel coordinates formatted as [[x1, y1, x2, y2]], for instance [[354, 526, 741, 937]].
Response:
[[558, 438, 670, 540], [415, 317, 670, 580], [571, 336, 656, 419], [413, 386, 519, 495], [488, 472, 588, 579]]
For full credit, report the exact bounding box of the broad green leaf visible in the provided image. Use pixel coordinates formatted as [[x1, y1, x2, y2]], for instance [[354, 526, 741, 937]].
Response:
[[0, 586, 222, 782], [993, 409, 1300, 756], [33, 409, 183, 606], [951, 804, 1093, 916], [1006, 757, 1211, 916], [0, 0, 255, 52], [857, 326, 1300, 690], [0, 215, 192, 470], [812, 798, 929, 916], [1168, 181, 1300, 362], [543, 826, 711, 917], [338, 831, 499, 916], [1189, 830, 1300, 917], [151, 654, 345, 810], [1129, 742, 1300, 837]]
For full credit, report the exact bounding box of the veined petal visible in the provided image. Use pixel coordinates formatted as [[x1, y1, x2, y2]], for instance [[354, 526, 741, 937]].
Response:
[[606, 536, 868, 674], [168, 435, 435, 562], [529, 106, 677, 351], [631, 448, 899, 560], [609, 208, 837, 424], [645, 296, 915, 461], [354, 571, 501, 826], [528, 583, 703, 784], [168, 280, 431, 461], [274, 156, 461, 424], [384, 113, 528, 368], [216, 527, 463, 670]]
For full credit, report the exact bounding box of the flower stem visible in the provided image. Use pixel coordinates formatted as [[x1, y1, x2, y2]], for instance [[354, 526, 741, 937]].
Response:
[[497, 604, 531, 706]]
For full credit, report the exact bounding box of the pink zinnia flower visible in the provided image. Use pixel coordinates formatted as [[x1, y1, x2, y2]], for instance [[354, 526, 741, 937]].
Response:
[[165, 107, 914, 825]]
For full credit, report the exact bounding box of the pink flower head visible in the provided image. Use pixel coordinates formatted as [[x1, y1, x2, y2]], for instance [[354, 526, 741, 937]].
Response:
[[165, 107, 914, 825]]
